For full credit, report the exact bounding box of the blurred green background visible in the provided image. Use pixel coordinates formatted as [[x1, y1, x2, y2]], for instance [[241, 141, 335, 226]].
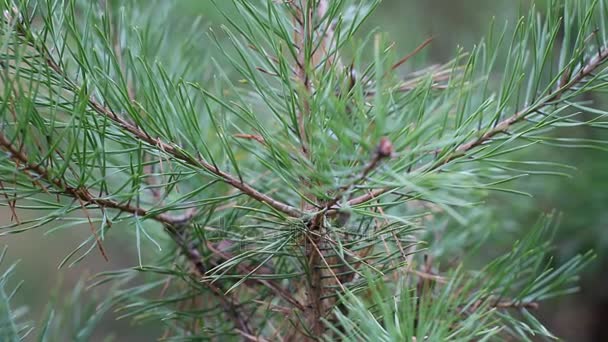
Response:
[[2, 0, 607, 340]]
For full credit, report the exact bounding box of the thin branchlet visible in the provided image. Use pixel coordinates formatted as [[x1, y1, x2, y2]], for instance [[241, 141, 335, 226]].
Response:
[[0, 130, 183, 226]]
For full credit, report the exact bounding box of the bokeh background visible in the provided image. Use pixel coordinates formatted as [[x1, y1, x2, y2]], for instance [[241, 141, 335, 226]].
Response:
[[1, 0, 607, 340]]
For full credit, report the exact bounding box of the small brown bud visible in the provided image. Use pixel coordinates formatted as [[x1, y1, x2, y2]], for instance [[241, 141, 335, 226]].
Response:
[[376, 137, 393, 158]]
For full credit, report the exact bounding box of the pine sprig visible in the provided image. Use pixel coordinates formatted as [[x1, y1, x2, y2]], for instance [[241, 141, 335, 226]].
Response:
[[0, 0, 607, 340], [327, 215, 594, 341]]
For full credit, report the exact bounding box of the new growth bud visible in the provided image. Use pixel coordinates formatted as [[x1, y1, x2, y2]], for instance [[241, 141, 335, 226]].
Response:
[[376, 136, 393, 159]]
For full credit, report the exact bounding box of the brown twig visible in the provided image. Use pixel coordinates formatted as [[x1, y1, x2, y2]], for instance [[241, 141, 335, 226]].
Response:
[[360, 66, 455, 98], [76, 196, 109, 261], [0, 181, 19, 224], [166, 227, 255, 336], [323, 137, 393, 211], [493, 300, 539, 310], [0, 131, 188, 227], [410, 269, 448, 284], [391, 37, 434, 71], [234, 133, 266, 145]]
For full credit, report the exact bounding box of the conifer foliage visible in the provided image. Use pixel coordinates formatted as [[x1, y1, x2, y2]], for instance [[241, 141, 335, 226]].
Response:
[[1, 0, 608, 340]]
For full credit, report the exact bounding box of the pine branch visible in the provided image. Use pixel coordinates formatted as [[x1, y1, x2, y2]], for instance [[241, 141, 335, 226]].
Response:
[[165, 227, 255, 336], [9, 19, 302, 218], [88, 98, 302, 217], [343, 46, 608, 208], [0, 130, 184, 227]]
